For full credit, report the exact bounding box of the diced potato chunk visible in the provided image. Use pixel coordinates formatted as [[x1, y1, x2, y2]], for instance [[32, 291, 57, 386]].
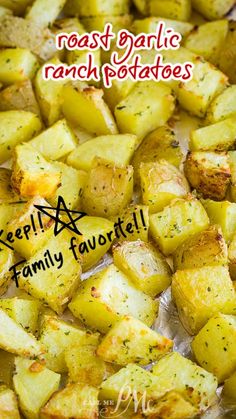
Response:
[[228, 151, 236, 202], [18, 230, 81, 314], [65, 0, 130, 16], [113, 240, 171, 297], [40, 315, 99, 373], [0, 202, 24, 234], [184, 20, 228, 65], [223, 371, 236, 400], [115, 82, 175, 142], [34, 57, 66, 127], [177, 57, 227, 117], [0, 168, 20, 204], [67, 134, 138, 171], [132, 0, 148, 15], [192, 0, 235, 20], [0, 0, 33, 15], [69, 264, 158, 333], [207, 85, 236, 123], [149, 0, 191, 21], [62, 84, 118, 136], [76, 216, 114, 271], [11, 144, 61, 199], [0, 309, 44, 358], [82, 14, 133, 34], [190, 117, 236, 152], [172, 266, 236, 334], [26, 0, 67, 28], [103, 78, 136, 112], [173, 225, 228, 270], [0, 297, 40, 334], [65, 340, 108, 386], [0, 110, 42, 164], [132, 17, 194, 37], [40, 383, 99, 419], [140, 160, 189, 213], [0, 246, 13, 296], [184, 151, 231, 200], [0, 80, 41, 115], [192, 314, 236, 383], [112, 205, 149, 243], [29, 119, 77, 161], [7, 197, 54, 259], [228, 232, 236, 280], [97, 315, 173, 366], [202, 199, 236, 242], [13, 357, 60, 419], [0, 384, 20, 419], [150, 196, 209, 255], [132, 126, 183, 185], [0, 48, 38, 85], [82, 158, 133, 218], [219, 21, 236, 84], [152, 352, 218, 410], [49, 162, 86, 210]]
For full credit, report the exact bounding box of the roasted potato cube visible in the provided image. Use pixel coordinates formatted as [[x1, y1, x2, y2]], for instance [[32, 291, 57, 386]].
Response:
[[177, 56, 227, 118], [115, 81, 175, 142], [0, 246, 14, 296], [0, 48, 38, 85], [140, 160, 189, 213], [0, 384, 20, 419], [207, 85, 236, 123], [0, 297, 40, 334], [7, 197, 55, 259], [65, 0, 130, 16], [149, 0, 191, 21], [112, 204, 149, 243], [0, 0, 33, 15], [82, 14, 133, 33], [0, 349, 15, 388], [132, 17, 194, 37], [184, 20, 228, 65], [0, 16, 56, 61], [67, 134, 138, 171], [49, 162, 87, 210], [26, 0, 67, 28], [11, 143, 61, 199], [29, 119, 76, 161], [132, 126, 183, 185], [228, 151, 236, 202], [18, 230, 81, 314], [219, 21, 236, 84], [173, 225, 228, 270], [150, 196, 209, 255], [228, 232, 236, 280], [192, 0, 235, 20], [13, 357, 60, 419], [192, 314, 236, 383], [202, 199, 236, 242], [0, 309, 44, 358], [184, 151, 231, 200], [132, 0, 148, 15], [172, 266, 236, 334], [69, 264, 158, 333], [0, 168, 20, 204], [34, 57, 65, 127], [65, 340, 108, 386], [0, 202, 24, 234], [40, 315, 99, 373], [103, 77, 136, 112], [190, 117, 236, 152], [152, 352, 218, 411], [62, 84, 118, 136], [113, 240, 171, 297], [82, 158, 133, 218], [40, 383, 99, 419], [223, 371, 236, 400], [0, 110, 42, 164], [0, 80, 40, 115], [97, 315, 173, 366], [76, 216, 114, 271]]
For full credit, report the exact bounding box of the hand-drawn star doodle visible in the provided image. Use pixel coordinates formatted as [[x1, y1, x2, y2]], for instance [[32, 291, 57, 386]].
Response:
[[34, 196, 87, 237]]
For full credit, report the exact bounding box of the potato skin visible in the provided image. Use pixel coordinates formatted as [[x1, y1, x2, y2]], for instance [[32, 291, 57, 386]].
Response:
[[173, 225, 228, 270], [184, 151, 231, 200]]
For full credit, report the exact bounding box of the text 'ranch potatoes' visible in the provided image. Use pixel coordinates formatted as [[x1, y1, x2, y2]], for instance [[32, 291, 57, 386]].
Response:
[[0, 0, 236, 418]]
